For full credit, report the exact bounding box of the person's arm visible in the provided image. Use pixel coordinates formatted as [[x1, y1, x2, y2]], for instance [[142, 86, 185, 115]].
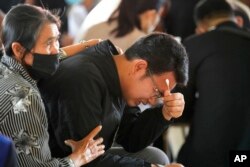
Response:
[[65, 125, 105, 167], [116, 106, 170, 152], [116, 80, 186, 152], [60, 39, 101, 58]]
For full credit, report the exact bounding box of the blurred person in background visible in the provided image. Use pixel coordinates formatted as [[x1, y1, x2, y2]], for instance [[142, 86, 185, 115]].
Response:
[[77, 0, 167, 51], [66, 0, 96, 44], [240, 0, 250, 8], [227, 0, 250, 29], [175, 0, 250, 166], [75, 0, 121, 42], [164, 0, 200, 40]]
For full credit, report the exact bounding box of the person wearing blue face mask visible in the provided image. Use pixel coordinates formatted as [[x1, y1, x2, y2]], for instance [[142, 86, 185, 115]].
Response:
[[0, 4, 105, 167]]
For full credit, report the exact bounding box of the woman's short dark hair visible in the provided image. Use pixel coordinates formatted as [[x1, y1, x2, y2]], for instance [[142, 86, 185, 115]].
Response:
[[108, 0, 166, 37], [1, 4, 61, 56], [124, 32, 189, 86]]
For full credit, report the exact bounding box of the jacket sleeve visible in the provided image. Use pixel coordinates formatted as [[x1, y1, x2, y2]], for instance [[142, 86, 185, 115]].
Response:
[[116, 106, 171, 152]]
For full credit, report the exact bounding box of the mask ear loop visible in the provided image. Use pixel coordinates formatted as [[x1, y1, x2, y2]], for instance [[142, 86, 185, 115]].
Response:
[[19, 45, 32, 67], [20, 46, 30, 62]]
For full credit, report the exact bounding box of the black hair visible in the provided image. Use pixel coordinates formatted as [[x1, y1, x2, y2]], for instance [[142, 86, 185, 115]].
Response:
[[1, 4, 61, 56], [108, 0, 166, 37], [125, 32, 189, 86], [194, 0, 234, 24]]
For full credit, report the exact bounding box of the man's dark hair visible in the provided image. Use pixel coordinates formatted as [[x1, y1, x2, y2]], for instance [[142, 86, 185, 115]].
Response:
[[1, 4, 61, 56], [194, 0, 234, 24], [124, 32, 189, 86]]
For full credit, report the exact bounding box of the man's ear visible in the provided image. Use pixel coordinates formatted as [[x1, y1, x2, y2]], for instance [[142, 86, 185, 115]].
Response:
[[132, 59, 148, 76], [11, 42, 25, 62], [195, 25, 206, 35], [235, 16, 244, 28]]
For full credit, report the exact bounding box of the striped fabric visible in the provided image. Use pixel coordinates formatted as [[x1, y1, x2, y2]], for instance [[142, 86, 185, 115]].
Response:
[[0, 55, 71, 167]]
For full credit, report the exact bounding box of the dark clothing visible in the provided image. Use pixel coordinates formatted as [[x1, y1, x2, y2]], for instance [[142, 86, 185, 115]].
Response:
[[164, 0, 199, 39], [38, 40, 171, 167], [0, 0, 20, 13], [177, 22, 250, 167]]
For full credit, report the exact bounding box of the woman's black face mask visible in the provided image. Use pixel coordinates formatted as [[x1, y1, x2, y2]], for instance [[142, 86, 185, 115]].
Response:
[[26, 52, 59, 80]]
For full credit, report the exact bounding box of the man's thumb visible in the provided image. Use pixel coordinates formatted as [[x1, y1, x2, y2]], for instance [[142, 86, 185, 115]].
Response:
[[164, 79, 171, 96]]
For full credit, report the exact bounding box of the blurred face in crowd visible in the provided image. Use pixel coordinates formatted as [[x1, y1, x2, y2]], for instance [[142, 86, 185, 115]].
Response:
[[140, 6, 165, 33]]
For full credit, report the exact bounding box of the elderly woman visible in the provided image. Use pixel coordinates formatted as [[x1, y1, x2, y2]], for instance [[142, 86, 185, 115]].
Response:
[[0, 4, 104, 167]]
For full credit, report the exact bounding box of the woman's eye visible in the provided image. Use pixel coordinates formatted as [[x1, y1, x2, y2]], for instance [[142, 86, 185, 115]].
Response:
[[47, 41, 52, 46]]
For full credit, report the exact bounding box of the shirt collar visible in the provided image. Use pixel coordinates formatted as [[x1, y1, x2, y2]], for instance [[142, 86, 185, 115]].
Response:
[[87, 40, 122, 99], [1, 54, 38, 89]]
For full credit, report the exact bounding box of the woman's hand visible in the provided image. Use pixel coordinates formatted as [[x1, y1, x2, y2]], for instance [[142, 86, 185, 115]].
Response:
[[65, 125, 105, 167]]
